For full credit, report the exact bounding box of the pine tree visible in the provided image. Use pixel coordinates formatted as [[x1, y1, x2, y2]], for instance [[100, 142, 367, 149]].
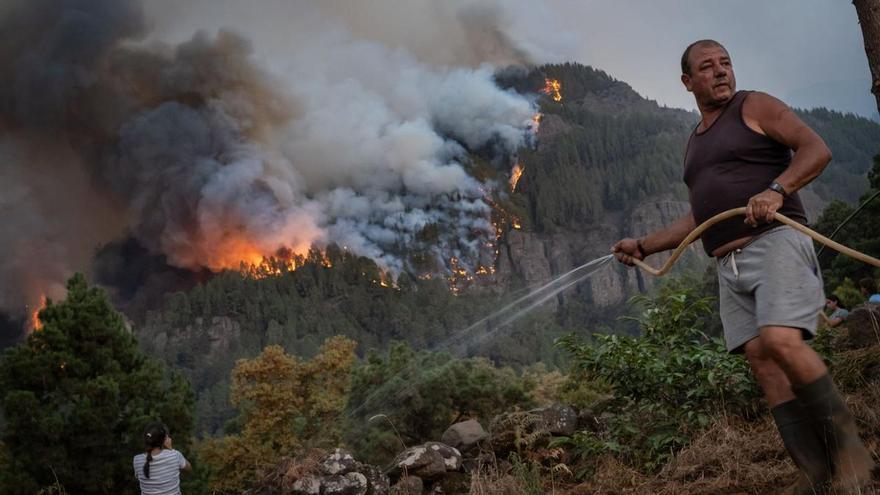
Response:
[[0, 274, 195, 494], [200, 336, 357, 493]]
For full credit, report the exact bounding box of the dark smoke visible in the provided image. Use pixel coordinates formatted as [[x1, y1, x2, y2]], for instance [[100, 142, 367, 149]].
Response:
[[0, 0, 537, 333]]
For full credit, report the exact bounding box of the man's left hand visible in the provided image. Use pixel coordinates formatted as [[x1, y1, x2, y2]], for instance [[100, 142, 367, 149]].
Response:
[[744, 189, 784, 227]]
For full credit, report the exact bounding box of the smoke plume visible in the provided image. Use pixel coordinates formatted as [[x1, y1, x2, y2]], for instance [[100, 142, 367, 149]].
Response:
[[0, 0, 547, 327]]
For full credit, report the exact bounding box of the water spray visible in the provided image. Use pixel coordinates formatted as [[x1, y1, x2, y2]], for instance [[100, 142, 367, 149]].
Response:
[[349, 254, 613, 417]]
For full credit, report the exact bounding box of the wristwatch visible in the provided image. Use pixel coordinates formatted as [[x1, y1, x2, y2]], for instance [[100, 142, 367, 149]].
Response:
[[768, 181, 789, 197]]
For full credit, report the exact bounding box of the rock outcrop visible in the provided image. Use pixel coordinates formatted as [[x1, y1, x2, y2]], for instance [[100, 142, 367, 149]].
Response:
[[440, 419, 489, 453], [390, 442, 463, 480], [287, 449, 389, 495], [147, 315, 241, 365], [493, 197, 704, 310]]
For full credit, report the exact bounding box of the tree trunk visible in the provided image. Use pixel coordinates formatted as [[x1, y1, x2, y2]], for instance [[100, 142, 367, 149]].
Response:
[[854, 0, 880, 115]]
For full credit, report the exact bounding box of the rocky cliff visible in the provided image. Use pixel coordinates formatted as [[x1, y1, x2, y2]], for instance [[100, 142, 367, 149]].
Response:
[[494, 198, 701, 310]]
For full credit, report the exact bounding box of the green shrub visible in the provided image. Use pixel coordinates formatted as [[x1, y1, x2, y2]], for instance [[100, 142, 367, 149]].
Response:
[[556, 279, 760, 472], [345, 343, 535, 465]]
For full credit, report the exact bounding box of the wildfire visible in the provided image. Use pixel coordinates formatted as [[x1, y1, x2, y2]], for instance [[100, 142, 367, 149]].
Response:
[[509, 163, 524, 192], [448, 257, 475, 295], [237, 245, 401, 290], [29, 295, 47, 331], [542, 78, 562, 102], [240, 247, 309, 279]]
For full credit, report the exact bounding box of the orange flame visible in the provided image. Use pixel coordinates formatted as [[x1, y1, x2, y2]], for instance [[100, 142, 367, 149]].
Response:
[[447, 257, 476, 295], [531, 112, 542, 133], [509, 163, 524, 192], [29, 295, 47, 331], [542, 78, 562, 102]]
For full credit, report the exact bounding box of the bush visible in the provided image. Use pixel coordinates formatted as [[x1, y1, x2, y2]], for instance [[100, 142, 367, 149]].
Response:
[[345, 342, 535, 465], [556, 279, 760, 472]]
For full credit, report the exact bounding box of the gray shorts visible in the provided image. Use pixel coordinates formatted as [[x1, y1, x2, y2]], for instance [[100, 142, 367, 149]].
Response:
[[716, 226, 825, 353]]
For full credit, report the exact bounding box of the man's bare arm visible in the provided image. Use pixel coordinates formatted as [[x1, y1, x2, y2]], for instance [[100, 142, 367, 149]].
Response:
[[612, 212, 695, 266], [641, 212, 696, 255], [742, 92, 832, 225]]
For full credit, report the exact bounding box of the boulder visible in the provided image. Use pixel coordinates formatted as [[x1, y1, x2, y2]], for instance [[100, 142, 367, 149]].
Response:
[[390, 475, 423, 495], [535, 403, 578, 436], [423, 442, 462, 471], [392, 446, 447, 479], [440, 419, 488, 453], [391, 442, 462, 480], [288, 450, 388, 495], [322, 472, 368, 495], [321, 448, 360, 476]]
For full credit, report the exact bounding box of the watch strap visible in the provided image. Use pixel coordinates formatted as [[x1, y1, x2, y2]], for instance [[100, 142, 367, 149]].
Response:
[[769, 181, 789, 197]]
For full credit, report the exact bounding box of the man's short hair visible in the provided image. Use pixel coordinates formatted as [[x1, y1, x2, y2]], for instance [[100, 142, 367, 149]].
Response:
[[827, 295, 840, 304], [681, 39, 727, 75], [859, 277, 878, 294]]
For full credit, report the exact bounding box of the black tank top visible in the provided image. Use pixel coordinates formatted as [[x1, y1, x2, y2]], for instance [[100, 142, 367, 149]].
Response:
[[683, 90, 807, 256]]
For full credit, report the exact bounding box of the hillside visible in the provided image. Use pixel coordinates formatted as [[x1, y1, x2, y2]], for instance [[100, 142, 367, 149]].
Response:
[[131, 62, 880, 436]]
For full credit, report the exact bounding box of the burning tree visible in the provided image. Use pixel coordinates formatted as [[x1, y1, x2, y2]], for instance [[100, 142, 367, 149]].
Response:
[[0, 274, 196, 494]]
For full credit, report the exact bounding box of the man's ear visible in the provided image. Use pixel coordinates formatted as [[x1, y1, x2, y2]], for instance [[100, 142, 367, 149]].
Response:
[[681, 73, 693, 92]]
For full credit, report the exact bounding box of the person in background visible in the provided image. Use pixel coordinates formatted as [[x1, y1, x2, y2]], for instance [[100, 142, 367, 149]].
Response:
[[133, 422, 192, 495], [819, 295, 848, 328], [858, 277, 880, 303]]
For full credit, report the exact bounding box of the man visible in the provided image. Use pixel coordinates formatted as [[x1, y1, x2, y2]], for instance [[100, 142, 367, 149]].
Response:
[[612, 40, 874, 494], [820, 295, 849, 328]]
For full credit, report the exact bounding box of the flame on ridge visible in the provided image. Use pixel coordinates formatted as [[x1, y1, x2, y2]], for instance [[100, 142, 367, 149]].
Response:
[[29, 294, 47, 332], [509, 163, 524, 192], [542, 78, 562, 102]]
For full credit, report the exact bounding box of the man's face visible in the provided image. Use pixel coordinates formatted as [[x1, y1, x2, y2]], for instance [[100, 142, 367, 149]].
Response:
[[825, 299, 838, 310], [681, 44, 736, 107]]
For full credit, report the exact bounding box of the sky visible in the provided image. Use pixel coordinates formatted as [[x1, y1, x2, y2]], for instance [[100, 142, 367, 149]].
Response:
[[143, 0, 877, 119], [546, 0, 876, 118]]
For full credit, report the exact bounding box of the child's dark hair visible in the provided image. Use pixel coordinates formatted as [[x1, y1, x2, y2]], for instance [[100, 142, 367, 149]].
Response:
[[143, 422, 167, 479]]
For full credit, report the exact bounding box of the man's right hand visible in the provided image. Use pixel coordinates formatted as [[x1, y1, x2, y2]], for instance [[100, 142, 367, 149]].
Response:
[[612, 238, 644, 266]]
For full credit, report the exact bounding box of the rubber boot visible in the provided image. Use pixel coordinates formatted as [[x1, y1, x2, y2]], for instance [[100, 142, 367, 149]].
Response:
[[772, 399, 832, 495], [794, 374, 875, 493]]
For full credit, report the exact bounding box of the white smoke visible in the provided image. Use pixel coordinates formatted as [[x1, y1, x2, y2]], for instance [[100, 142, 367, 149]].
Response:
[[0, 0, 552, 317], [273, 27, 536, 271]]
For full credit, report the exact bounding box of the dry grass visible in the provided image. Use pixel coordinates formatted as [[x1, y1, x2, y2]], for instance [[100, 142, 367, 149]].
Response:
[[251, 448, 326, 494], [468, 455, 531, 495], [469, 468, 530, 495], [560, 351, 880, 495]]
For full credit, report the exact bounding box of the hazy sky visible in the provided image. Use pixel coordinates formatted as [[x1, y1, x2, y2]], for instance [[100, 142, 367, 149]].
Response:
[[544, 0, 875, 118], [144, 0, 876, 118]]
